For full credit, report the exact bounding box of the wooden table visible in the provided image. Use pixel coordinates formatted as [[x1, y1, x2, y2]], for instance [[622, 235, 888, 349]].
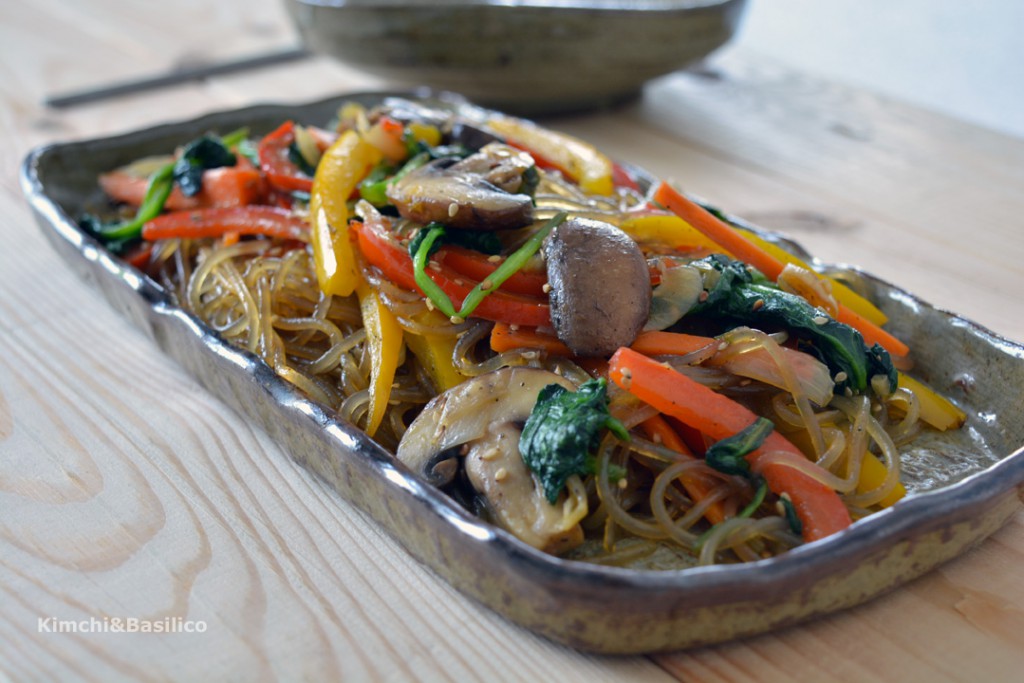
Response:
[[2, 1, 1022, 681]]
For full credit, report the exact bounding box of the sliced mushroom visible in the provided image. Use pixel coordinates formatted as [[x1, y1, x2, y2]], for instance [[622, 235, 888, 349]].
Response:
[[464, 422, 584, 554], [448, 142, 535, 194], [545, 217, 651, 357], [386, 143, 535, 231], [396, 367, 585, 553]]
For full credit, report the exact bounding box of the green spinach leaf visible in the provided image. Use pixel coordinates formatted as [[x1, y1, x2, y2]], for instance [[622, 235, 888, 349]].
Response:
[[693, 254, 897, 393], [520, 378, 629, 504], [172, 135, 236, 197], [704, 417, 774, 477]]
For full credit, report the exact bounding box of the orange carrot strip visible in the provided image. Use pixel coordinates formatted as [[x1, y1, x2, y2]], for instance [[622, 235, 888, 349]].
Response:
[[198, 167, 267, 207], [490, 323, 571, 356], [834, 305, 909, 358], [630, 330, 717, 358], [99, 167, 265, 210], [609, 347, 852, 542], [653, 181, 909, 358], [100, 170, 199, 210]]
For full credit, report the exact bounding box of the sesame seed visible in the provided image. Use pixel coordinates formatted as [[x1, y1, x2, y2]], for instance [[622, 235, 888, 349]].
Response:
[[752, 299, 765, 311], [448, 202, 459, 218], [542, 283, 551, 293], [521, 351, 538, 360], [718, 342, 729, 351], [487, 254, 502, 263], [617, 478, 628, 490], [812, 315, 829, 325], [428, 261, 441, 272], [425, 299, 435, 311], [509, 324, 520, 332], [834, 371, 848, 383], [481, 278, 493, 291], [494, 467, 509, 482], [450, 315, 464, 324]]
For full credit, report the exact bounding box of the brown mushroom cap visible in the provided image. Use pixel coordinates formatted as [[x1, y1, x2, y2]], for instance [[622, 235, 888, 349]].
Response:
[[545, 217, 651, 357], [386, 143, 535, 231]]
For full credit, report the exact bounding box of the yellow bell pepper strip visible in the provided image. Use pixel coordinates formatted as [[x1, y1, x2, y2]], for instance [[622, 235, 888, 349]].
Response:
[[310, 130, 382, 297], [404, 311, 464, 392], [407, 122, 442, 147], [486, 115, 614, 196], [855, 452, 906, 508], [897, 372, 966, 431], [619, 213, 722, 252], [355, 276, 404, 437]]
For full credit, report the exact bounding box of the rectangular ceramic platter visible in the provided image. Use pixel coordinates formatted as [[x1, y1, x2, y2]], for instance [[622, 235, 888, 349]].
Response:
[[21, 93, 1024, 653]]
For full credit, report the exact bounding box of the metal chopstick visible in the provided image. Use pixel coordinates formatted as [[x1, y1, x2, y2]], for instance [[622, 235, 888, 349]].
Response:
[[45, 47, 310, 108]]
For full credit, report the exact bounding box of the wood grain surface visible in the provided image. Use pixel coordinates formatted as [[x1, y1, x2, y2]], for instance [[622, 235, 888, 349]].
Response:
[[2, 1, 1022, 681]]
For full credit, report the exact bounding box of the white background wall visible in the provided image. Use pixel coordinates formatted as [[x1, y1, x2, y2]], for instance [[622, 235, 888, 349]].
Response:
[[733, 0, 1024, 139]]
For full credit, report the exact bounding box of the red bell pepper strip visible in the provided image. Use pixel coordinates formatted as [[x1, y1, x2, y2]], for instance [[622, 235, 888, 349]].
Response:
[[142, 206, 309, 242], [258, 121, 314, 193], [352, 221, 551, 327], [438, 246, 548, 297]]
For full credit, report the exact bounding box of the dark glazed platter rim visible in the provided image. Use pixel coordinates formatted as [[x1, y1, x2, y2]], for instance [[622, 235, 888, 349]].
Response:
[[20, 92, 1024, 652]]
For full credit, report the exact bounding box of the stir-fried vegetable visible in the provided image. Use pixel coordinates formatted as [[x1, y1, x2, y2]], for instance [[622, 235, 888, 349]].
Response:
[[84, 100, 970, 566], [896, 373, 966, 431], [259, 120, 316, 193], [408, 213, 566, 321], [692, 254, 896, 395], [353, 218, 552, 327], [99, 166, 265, 211], [609, 346, 853, 542], [404, 312, 465, 392], [172, 135, 237, 196], [520, 378, 628, 503], [355, 277, 404, 437], [85, 164, 175, 244], [704, 417, 775, 477], [309, 130, 382, 297], [653, 181, 909, 358], [486, 115, 615, 195], [141, 206, 308, 242]]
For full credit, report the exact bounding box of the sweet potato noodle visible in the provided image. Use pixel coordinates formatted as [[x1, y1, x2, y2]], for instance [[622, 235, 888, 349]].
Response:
[[91, 98, 965, 569]]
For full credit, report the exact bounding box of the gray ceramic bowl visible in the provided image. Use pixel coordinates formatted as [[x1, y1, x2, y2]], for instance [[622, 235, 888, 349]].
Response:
[[285, 0, 748, 115]]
